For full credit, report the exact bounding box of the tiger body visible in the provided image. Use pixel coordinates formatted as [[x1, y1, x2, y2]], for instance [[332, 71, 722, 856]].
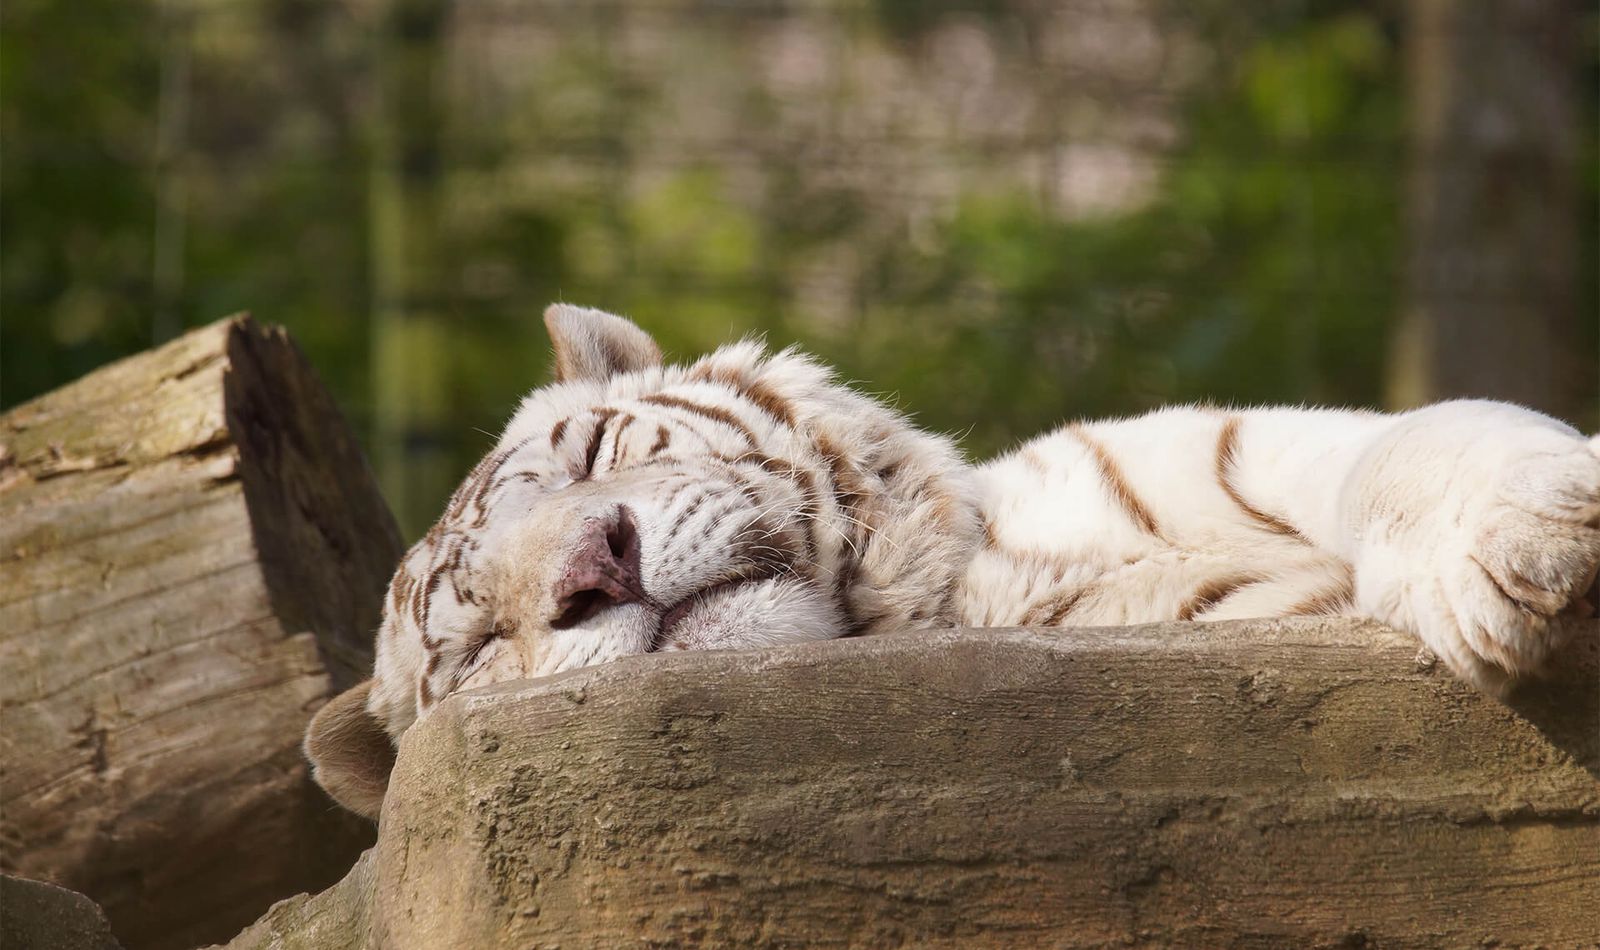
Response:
[[307, 305, 1600, 817]]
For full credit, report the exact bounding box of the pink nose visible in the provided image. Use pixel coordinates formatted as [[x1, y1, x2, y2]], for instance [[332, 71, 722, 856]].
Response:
[[550, 506, 647, 628]]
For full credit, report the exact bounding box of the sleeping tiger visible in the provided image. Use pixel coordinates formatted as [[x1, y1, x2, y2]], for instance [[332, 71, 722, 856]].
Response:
[[306, 304, 1600, 817]]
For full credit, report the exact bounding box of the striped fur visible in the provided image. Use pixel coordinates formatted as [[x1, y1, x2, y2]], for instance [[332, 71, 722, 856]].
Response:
[[360, 306, 1600, 745]]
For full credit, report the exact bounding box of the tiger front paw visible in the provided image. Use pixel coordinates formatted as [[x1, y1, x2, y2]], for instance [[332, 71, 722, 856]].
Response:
[[1426, 433, 1599, 692], [1358, 407, 1600, 695]]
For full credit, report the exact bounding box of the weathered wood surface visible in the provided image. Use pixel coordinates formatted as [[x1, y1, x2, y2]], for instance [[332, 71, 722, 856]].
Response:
[[1, 873, 124, 950], [223, 618, 1599, 949], [0, 316, 402, 950]]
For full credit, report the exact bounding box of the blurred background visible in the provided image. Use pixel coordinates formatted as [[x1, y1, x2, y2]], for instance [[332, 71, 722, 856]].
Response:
[[3, 0, 1595, 539]]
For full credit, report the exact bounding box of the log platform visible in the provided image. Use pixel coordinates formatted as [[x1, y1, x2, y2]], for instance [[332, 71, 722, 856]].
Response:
[[221, 619, 1599, 949]]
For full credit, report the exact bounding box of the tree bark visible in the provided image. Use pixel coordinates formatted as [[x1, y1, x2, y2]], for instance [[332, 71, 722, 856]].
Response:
[[1392, 0, 1590, 425], [0, 316, 403, 950]]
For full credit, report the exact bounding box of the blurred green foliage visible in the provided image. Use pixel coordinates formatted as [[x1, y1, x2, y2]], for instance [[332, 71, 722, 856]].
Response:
[[821, 10, 1403, 451], [2, 0, 1592, 538]]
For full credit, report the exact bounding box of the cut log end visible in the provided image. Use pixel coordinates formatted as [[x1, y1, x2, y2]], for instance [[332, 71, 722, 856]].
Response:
[[1, 316, 403, 950], [222, 319, 404, 691]]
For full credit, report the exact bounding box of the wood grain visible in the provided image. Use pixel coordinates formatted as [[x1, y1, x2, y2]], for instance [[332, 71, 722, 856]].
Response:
[[0, 316, 402, 950], [355, 619, 1599, 949]]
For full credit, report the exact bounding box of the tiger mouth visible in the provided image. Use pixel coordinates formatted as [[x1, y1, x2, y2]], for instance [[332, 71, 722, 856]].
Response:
[[651, 568, 785, 650]]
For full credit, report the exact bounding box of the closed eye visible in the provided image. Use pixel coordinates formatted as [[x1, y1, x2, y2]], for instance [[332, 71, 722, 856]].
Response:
[[462, 621, 512, 674]]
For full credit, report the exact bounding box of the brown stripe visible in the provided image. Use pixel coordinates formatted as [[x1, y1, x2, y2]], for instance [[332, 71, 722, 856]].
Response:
[[833, 554, 862, 618], [417, 677, 433, 709], [444, 481, 471, 522], [725, 450, 821, 505], [1022, 588, 1088, 626], [407, 565, 428, 629], [447, 454, 495, 522], [649, 425, 671, 457], [815, 434, 869, 574], [725, 450, 825, 562], [409, 587, 425, 630], [843, 607, 889, 636], [1068, 425, 1160, 536], [609, 413, 636, 468], [1177, 574, 1260, 622], [729, 449, 809, 490], [578, 409, 617, 478], [474, 439, 527, 511], [736, 475, 767, 510], [420, 558, 453, 630], [734, 515, 807, 577], [690, 364, 799, 428], [784, 463, 826, 562], [389, 563, 415, 613], [641, 393, 756, 444], [815, 434, 867, 517], [444, 547, 469, 605], [550, 417, 569, 448], [1214, 417, 1311, 543], [1285, 577, 1356, 617]]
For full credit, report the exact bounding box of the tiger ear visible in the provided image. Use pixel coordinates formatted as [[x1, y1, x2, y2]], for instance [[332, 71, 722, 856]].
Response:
[[304, 679, 396, 820], [544, 304, 663, 382]]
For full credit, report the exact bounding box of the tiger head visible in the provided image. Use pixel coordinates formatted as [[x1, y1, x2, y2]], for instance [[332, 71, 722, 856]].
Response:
[[306, 305, 981, 816]]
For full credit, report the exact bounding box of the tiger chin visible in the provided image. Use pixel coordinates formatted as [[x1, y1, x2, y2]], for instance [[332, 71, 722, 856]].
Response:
[[306, 303, 1600, 818]]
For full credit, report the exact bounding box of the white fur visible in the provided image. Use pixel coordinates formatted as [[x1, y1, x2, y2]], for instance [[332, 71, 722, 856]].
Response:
[[964, 401, 1599, 693], [367, 310, 1600, 737]]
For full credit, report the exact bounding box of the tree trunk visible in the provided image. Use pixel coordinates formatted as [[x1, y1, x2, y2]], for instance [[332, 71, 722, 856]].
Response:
[[1392, 0, 1590, 425], [0, 316, 403, 950], [368, 0, 456, 539]]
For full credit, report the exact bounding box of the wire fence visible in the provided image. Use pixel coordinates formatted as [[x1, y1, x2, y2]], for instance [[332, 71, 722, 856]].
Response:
[[4, 0, 1594, 536]]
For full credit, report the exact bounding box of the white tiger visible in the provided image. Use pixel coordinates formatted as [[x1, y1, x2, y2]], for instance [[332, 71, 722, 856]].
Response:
[[306, 304, 1600, 817]]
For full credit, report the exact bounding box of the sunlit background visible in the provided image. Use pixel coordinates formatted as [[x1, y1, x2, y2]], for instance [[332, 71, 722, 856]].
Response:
[[4, 0, 1595, 538]]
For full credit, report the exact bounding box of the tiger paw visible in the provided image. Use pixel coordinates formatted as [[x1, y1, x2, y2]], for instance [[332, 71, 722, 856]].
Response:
[[1419, 428, 1600, 692], [1354, 406, 1600, 695]]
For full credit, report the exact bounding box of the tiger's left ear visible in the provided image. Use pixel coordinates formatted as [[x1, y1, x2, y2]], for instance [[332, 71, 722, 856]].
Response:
[[304, 679, 395, 819], [544, 304, 663, 382]]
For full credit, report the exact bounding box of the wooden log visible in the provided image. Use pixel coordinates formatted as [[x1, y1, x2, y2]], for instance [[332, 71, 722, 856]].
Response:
[[224, 618, 1598, 949], [0, 316, 404, 950], [1, 873, 124, 950]]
